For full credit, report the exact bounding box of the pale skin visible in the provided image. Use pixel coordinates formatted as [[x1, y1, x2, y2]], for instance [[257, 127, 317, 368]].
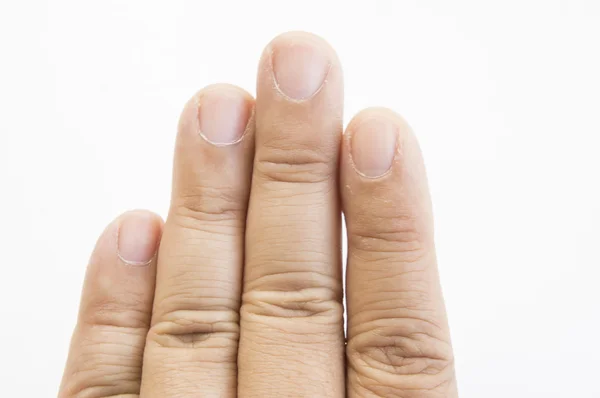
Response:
[[59, 32, 457, 397]]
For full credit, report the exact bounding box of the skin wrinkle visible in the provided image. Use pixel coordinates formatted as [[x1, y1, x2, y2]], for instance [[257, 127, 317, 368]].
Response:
[[158, 281, 237, 298], [159, 293, 237, 309], [351, 295, 436, 317], [257, 177, 335, 196], [160, 265, 237, 282], [242, 288, 342, 319], [242, 316, 343, 336], [65, 361, 142, 397], [349, 300, 444, 326], [251, 223, 327, 236], [169, 208, 245, 231], [351, 272, 432, 289], [158, 286, 238, 303], [172, 200, 245, 221], [77, 336, 145, 354], [162, 253, 239, 268], [348, 333, 453, 387], [252, 195, 331, 209], [244, 266, 340, 294], [256, 146, 333, 166], [350, 252, 428, 268], [153, 295, 240, 317], [349, 230, 424, 249], [349, 331, 452, 364], [246, 253, 333, 271], [254, 164, 333, 184], [83, 311, 149, 331], [245, 269, 339, 288]]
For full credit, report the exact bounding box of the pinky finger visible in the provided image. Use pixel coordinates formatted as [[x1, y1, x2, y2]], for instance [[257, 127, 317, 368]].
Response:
[[59, 210, 162, 398]]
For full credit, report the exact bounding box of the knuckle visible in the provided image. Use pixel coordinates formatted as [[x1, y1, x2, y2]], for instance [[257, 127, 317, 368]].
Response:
[[242, 266, 342, 318], [349, 204, 429, 263], [347, 317, 454, 396], [81, 291, 150, 330], [241, 261, 343, 334], [355, 282, 437, 315], [241, 286, 343, 321], [148, 310, 239, 354], [149, 293, 239, 353], [171, 185, 246, 225], [255, 147, 333, 184]]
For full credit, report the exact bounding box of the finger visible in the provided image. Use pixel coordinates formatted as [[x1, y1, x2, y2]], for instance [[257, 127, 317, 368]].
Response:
[[342, 109, 457, 397], [140, 85, 254, 397], [238, 32, 345, 397], [59, 211, 162, 398]]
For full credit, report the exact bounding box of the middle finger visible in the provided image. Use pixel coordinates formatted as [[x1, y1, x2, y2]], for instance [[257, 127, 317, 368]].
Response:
[[238, 32, 345, 397]]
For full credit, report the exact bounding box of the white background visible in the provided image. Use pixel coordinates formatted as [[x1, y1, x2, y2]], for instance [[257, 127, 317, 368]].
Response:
[[1, 1, 599, 396]]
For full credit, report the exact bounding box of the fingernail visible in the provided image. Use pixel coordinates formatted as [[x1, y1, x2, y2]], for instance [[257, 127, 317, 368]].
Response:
[[198, 88, 252, 146], [272, 37, 329, 100], [117, 212, 160, 266], [350, 118, 398, 178]]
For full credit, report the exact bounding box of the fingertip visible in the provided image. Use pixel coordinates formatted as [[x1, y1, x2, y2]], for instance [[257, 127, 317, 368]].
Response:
[[257, 31, 343, 107], [170, 84, 256, 219], [116, 210, 163, 266], [263, 31, 340, 101], [179, 84, 255, 147], [344, 107, 422, 180]]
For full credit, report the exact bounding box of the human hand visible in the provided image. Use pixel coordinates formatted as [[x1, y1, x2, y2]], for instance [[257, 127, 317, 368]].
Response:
[[59, 32, 457, 398]]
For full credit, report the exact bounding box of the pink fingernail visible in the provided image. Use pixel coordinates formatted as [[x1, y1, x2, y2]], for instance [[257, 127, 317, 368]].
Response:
[[272, 38, 329, 100], [117, 212, 159, 266]]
